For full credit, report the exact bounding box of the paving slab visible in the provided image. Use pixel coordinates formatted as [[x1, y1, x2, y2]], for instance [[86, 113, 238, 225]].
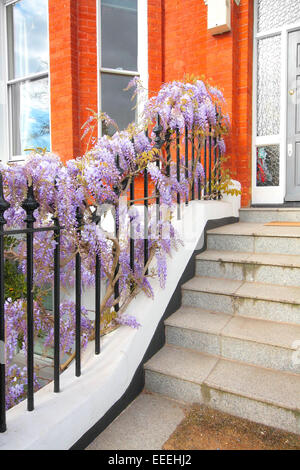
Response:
[[86, 393, 185, 450]]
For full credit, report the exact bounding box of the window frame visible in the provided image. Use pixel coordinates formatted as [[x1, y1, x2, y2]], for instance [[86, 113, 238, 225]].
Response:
[[97, 0, 148, 136], [0, 0, 51, 163]]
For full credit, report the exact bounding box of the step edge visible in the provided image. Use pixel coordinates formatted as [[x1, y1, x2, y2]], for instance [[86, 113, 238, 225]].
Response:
[[165, 322, 299, 352], [145, 354, 300, 412]]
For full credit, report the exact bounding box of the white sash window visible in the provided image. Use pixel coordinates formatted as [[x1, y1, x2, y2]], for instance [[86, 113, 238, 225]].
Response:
[[98, 0, 148, 135], [0, 0, 50, 162]]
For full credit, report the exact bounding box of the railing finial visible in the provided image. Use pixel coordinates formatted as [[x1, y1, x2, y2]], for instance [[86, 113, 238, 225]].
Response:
[[21, 181, 40, 224]]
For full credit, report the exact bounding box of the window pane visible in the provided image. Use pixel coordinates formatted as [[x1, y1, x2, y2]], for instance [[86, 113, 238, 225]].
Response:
[[101, 73, 136, 135], [101, 0, 137, 71], [7, 0, 49, 80], [256, 145, 280, 187], [10, 77, 50, 156], [257, 0, 300, 33], [257, 35, 281, 137]]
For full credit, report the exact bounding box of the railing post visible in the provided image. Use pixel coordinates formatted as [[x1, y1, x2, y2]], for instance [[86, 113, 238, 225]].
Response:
[[191, 130, 195, 201], [53, 211, 61, 393], [144, 130, 149, 273], [203, 136, 207, 198], [0, 173, 10, 432], [176, 128, 181, 220], [185, 125, 189, 205], [165, 129, 171, 178], [21, 182, 40, 412], [92, 210, 101, 356], [113, 155, 122, 313], [208, 125, 212, 197], [153, 114, 164, 228], [75, 207, 83, 377]]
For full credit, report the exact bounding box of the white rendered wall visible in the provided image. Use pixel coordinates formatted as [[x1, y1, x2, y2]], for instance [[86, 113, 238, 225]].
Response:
[[0, 199, 239, 450]]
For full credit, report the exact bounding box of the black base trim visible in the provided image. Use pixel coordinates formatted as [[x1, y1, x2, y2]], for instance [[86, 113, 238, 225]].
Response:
[[71, 216, 239, 450]]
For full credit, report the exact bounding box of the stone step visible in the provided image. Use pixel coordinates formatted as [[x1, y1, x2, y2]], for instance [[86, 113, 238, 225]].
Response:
[[196, 250, 300, 287], [182, 276, 300, 324], [240, 208, 300, 224], [144, 344, 300, 435], [165, 307, 300, 373], [207, 223, 300, 255]]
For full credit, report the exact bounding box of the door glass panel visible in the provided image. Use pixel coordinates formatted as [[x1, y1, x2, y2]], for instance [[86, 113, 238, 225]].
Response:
[[7, 0, 49, 80], [257, 0, 300, 33], [11, 77, 50, 155], [101, 73, 136, 135], [257, 35, 281, 137], [101, 0, 137, 71], [256, 145, 280, 187]]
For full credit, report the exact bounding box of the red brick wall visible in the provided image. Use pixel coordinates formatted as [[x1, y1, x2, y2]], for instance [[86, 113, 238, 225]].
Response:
[[148, 0, 254, 206], [49, 0, 98, 162], [48, 0, 253, 205]]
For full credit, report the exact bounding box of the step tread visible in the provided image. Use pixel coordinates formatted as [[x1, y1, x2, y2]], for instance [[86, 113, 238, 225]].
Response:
[[196, 250, 300, 268], [145, 345, 300, 411], [165, 307, 232, 335], [207, 222, 300, 238], [145, 344, 219, 384], [183, 276, 300, 305], [166, 308, 300, 350]]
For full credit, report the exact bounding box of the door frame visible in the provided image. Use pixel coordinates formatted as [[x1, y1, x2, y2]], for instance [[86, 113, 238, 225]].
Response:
[[252, 0, 300, 204]]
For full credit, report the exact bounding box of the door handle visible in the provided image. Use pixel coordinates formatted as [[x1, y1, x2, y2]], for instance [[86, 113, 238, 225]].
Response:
[[288, 144, 293, 157]]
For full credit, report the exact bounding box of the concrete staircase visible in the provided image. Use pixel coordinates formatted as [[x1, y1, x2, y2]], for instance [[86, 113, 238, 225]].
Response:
[[145, 209, 300, 435]]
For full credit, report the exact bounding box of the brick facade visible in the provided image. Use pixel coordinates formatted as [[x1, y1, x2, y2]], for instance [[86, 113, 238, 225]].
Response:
[[48, 0, 254, 206]]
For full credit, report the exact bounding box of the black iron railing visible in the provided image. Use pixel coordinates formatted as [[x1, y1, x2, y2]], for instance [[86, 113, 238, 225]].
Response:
[[0, 113, 223, 433]]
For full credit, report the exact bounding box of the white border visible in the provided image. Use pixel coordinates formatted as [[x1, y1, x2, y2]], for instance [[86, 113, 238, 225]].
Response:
[[252, 0, 300, 204], [97, 0, 148, 136]]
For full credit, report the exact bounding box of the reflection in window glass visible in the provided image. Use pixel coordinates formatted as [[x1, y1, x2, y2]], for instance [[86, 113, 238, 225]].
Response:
[[101, 0, 137, 71], [11, 77, 50, 155], [101, 74, 136, 135], [256, 145, 280, 187], [7, 0, 49, 80]]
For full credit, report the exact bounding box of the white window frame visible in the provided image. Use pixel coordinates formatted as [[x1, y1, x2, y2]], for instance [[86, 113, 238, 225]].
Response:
[[252, 0, 300, 204], [0, 0, 51, 164], [97, 0, 148, 136]]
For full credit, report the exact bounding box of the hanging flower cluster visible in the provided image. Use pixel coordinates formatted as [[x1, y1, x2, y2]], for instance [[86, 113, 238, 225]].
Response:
[[1, 77, 228, 409]]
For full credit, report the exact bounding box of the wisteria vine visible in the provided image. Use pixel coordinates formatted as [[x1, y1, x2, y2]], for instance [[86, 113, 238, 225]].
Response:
[[1, 77, 228, 409]]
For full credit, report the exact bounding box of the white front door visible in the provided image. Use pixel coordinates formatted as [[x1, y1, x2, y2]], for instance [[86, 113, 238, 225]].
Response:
[[252, 0, 300, 205]]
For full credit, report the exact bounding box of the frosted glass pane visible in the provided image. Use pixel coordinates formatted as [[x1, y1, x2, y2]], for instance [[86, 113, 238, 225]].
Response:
[[257, 0, 300, 33], [257, 35, 281, 136], [256, 145, 280, 187]]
